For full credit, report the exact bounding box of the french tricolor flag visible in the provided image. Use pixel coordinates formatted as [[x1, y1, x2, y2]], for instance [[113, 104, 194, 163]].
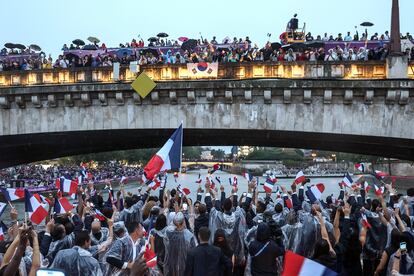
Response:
[[148, 178, 161, 190], [55, 178, 78, 195], [295, 171, 306, 184], [144, 124, 183, 180], [1, 188, 25, 201], [243, 172, 253, 182], [361, 213, 372, 229], [375, 185, 384, 196], [375, 170, 388, 179], [232, 176, 238, 187], [24, 190, 48, 224], [54, 197, 74, 214], [355, 163, 365, 172], [341, 173, 353, 188], [282, 251, 338, 276], [306, 183, 325, 203], [144, 244, 157, 268], [363, 181, 371, 193], [264, 179, 275, 193], [0, 221, 7, 241], [177, 185, 191, 196]]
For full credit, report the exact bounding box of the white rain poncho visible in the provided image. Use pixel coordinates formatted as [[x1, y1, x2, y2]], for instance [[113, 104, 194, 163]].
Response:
[[209, 206, 247, 264], [162, 225, 196, 276], [51, 246, 103, 276], [104, 235, 143, 276], [117, 200, 144, 225]]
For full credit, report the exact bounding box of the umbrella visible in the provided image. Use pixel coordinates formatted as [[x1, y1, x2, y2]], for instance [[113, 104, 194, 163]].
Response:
[[4, 43, 15, 49], [14, 44, 26, 50], [360, 22, 374, 27], [72, 39, 85, 46], [148, 37, 158, 42], [181, 39, 198, 51], [157, 32, 169, 38], [116, 48, 133, 58], [87, 36, 100, 43], [281, 43, 306, 51], [65, 53, 80, 62], [140, 48, 159, 57], [178, 37, 188, 42], [305, 41, 325, 49], [29, 44, 41, 51], [271, 42, 282, 50], [82, 45, 98, 50], [222, 36, 231, 44]]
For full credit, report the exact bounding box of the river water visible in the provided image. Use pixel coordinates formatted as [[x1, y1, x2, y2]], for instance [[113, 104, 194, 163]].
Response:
[[5, 169, 393, 222]]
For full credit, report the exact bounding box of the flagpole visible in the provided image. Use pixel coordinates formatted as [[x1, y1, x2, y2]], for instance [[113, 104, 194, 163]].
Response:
[[179, 121, 183, 174]]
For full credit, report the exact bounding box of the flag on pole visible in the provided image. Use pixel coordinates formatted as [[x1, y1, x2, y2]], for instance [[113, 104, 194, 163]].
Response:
[[363, 181, 371, 193], [144, 124, 183, 180], [361, 213, 372, 229], [243, 172, 253, 182], [144, 244, 157, 268], [210, 163, 221, 174], [54, 197, 74, 214], [306, 183, 325, 203], [295, 171, 306, 184], [1, 188, 25, 201], [375, 170, 388, 179], [24, 190, 48, 224], [375, 185, 384, 196], [55, 178, 78, 195], [264, 176, 277, 193], [148, 178, 161, 190], [232, 176, 238, 187], [282, 250, 338, 276], [341, 173, 353, 188], [355, 163, 365, 172], [177, 185, 191, 196], [195, 174, 202, 184]]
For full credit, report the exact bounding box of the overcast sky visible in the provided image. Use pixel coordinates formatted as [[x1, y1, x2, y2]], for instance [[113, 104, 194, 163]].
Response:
[[1, 0, 412, 58]]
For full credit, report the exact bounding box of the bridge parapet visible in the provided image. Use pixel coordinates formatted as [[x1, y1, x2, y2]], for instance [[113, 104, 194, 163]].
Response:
[[1, 62, 413, 88]]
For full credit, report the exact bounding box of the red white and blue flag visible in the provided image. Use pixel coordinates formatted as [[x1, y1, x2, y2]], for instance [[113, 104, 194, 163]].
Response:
[[306, 183, 325, 203], [355, 163, 365, 172], [375, 184, 384, 196], [295, 171, 306, 184], [0, 203, 6, 218], [195, 174, 202, 184], [144, 124, 183, 180], [282, 250, 338, 276], [375, 170, 388, 179], [243, 172, 253, 182], [1, 188, 25, 201], [363, 181, 371, 193], [55, 178, 78, 195], [361, 213, 372, 229], [341, 173, 353, 188], [148, 177, 161, 190], [144, 244, 157, 268], [24, 190, 48, 224], [232, 176, 238, 187], [54, 197, 74, 214], [264, 176, 277, 193], [210, 163, 221, 174], [177, 185, 191, 196]]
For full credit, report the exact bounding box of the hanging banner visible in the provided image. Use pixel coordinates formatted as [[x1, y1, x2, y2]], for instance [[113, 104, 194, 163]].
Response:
[[186, 62, 218, 78]]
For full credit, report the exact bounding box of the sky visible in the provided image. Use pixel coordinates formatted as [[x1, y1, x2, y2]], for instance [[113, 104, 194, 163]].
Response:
[[1, 0, 413, 58]]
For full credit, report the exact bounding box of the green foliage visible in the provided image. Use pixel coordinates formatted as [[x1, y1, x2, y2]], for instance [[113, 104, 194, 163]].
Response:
[[245, 148, 304, 161], [183, 147, 203, 160]]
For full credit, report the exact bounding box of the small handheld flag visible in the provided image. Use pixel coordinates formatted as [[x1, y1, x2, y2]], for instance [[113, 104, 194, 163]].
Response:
[[355, 163, 365, 172], [243, 172, 253, 182], [341, 173, 353, 188], [294, 171, 306, 184], [24, 190, 48, 224], [282, 250, 338, 276], [306, 183, 325, 203], [210, 163, 221, 174], [1, 188, 25, 201]]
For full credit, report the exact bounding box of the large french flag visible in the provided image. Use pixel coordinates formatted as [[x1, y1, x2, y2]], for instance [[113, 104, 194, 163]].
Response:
[[282, 251, 338, 276], [24, 190, 48, 224], [1, 188, 25, 201], [295, 171, 306, 184], [144, 124, 183, 180], [55, 178, 78, 195], [306, 183, 325, 203], [54, 197, 74, 214]]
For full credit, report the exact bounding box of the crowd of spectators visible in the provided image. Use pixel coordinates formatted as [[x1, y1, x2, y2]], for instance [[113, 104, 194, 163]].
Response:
[[1, 32, 414, 72]]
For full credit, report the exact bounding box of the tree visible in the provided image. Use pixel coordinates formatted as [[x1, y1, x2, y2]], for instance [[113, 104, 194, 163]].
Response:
[[210, 149, 225, 160]]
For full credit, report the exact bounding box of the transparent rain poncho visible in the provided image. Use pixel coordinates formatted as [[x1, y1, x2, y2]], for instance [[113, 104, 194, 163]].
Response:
[[104, 235, 142, 276], [51, 246, 103, 276], [360, 211, 387, 260], [161, 225, 197, 276], [209, 206, 247, 264], [90, 227, 110, 246]]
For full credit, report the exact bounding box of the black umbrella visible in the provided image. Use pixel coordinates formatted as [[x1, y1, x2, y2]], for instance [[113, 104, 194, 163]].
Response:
[[14, 44, 26, 50], [282, 43, 306, 51], [157, 32, 169, 38], [271, 42, 282, 50], [4, 43, 15, 49], [72, 39, 85, 46], [360, 22, 374, 27], [141, 48, 159, 57], [148, 37, 158, 42], [305, 41, 325, 49], [82, 44, 98, 50], [65, 53, 80, 62], [29, 44, 41, 51], [181, 39, 198, 51]]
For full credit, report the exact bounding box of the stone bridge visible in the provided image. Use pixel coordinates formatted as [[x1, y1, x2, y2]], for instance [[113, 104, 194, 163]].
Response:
[[0, 62, 414, 168]]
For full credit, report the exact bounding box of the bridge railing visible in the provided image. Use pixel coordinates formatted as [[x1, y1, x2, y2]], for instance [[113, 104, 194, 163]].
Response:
[[0, 61, 413, 86]]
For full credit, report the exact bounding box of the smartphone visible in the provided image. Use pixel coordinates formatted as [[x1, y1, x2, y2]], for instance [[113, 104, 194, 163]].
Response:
[[182, 203, 188, 211], [243, 192, 247, 197], [400, 242, 407, 253], [36, 268, 65, 276]]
